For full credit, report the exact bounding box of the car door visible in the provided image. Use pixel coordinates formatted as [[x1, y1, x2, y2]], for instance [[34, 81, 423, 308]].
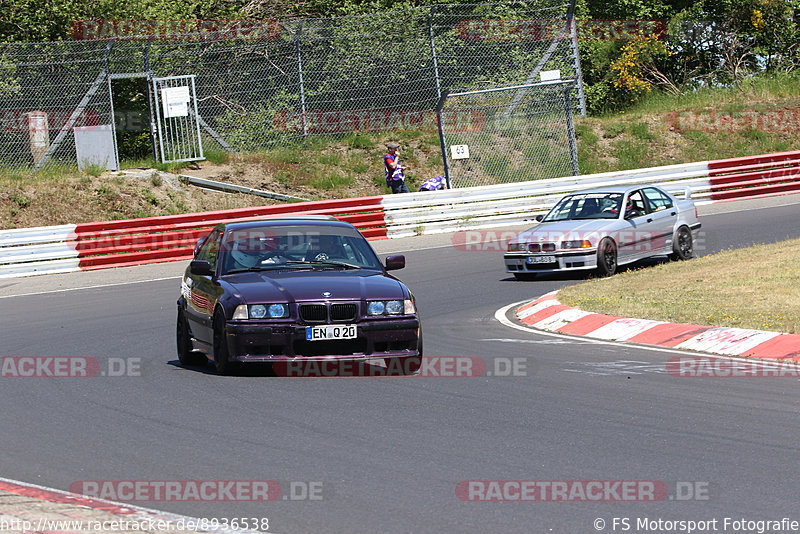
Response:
[[618, 189, 659, 264], [185, 228, 222, 345], [641, 187, 678, 254]]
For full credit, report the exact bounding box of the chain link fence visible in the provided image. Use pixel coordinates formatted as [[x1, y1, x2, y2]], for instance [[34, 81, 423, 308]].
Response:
[[0, 0, 582, 174], [441, 81, 579, 188]]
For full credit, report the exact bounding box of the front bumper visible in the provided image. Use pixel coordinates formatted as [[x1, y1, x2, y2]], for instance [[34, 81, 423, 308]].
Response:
[[504, 250, 598, 274], [224, 317, 420, 362]]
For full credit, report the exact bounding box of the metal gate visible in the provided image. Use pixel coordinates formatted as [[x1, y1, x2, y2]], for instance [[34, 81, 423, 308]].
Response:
[[151, 75, 204, 164], [437, 80, 579, 189]]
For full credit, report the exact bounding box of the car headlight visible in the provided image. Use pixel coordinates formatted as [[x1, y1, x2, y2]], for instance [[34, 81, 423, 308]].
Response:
[[231, 303, 289, 320], [508, 243, 522, 251], [250, 304, 268, 319], [561, 240, 592, 249], [385, 300, 403, 315], [367, 301, 385, 315], [267, 304, 289, 318], [367, 300, 415, 316]]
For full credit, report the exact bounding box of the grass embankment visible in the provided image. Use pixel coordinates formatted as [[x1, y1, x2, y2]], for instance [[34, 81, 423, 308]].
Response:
[[557, 238, 800, 334], [1, 75, 799, 229]]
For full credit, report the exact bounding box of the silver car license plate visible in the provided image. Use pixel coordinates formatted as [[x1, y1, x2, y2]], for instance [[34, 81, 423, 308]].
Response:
[[527, 255, 556, 264], [306, 324, 357, 341]]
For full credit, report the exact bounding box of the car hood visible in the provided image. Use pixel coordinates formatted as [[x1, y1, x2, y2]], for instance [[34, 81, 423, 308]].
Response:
[[512, 219, 620, 243], [222, 270, 406, 303]]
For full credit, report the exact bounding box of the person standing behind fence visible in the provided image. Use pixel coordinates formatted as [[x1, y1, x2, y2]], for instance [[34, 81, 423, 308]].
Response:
[[384, 142, 410, 194]]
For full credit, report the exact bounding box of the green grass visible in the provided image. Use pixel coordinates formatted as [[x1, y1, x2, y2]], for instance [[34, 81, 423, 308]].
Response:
[[602, 122, 626, 138], [308, 173, 354, 190], [629, 122, 655, 141], [204, 149, 231, 165], [344, 132, 373, 149]]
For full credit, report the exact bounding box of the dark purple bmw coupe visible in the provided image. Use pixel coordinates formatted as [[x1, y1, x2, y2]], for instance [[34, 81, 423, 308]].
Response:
[[176, 216, 421, 375]]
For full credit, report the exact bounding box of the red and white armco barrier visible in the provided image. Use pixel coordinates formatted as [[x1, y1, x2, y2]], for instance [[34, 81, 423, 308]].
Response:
[[2, 150, 799, 278], [0, 197, 387, 278]]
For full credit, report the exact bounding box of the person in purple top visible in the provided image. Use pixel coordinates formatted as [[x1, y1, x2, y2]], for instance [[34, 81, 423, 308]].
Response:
[[384, 142, 410, 194]]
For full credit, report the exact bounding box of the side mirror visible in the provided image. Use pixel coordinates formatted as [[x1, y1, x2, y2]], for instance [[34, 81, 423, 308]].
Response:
[[535, 214, 544, 222], [385, 255, 405, 271], [190, 260, 212, 276]]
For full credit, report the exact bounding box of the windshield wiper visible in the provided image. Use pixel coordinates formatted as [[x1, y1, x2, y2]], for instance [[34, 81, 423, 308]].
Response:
[[284, 260, 361, 269]]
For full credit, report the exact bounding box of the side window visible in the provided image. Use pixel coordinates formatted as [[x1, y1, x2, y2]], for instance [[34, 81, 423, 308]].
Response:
[[625, 190, 647, 218], [196, 229, 221, 272], [642, 187, 674, 212]]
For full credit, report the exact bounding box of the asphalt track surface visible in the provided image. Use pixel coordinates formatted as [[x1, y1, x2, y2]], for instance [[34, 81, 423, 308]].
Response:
[[2, 199, 800, 533]]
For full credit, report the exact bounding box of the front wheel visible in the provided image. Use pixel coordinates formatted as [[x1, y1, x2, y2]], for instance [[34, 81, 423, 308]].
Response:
[[669, 226, 693, 261], [596, 238, 617, 276], [213, 310, 235, 375], [177, 309, 205, 366]]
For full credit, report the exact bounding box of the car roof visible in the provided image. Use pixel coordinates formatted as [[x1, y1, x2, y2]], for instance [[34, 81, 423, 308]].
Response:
[[220, 216, 351, 232], [564, 184, 662, 195]]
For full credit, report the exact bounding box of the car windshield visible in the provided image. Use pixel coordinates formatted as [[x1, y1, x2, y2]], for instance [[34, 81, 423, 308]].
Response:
[[542, 193, 623, 221], [219, 224, 383, 275]]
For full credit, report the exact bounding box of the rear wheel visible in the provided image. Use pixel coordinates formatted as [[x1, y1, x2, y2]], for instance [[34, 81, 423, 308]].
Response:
[[177, 309, 205, 366], [669, 226, 693, 261], [213, 310, 235, 375], [596, 238, 617, 276]]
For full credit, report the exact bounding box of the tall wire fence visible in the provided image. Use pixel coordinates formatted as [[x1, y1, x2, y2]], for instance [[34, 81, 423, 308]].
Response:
[[0, 1, 582, 177]]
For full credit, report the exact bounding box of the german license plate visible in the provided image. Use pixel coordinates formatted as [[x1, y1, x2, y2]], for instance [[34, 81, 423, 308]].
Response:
[[306, 324, 356, 341], [527, 255, 556, 264]]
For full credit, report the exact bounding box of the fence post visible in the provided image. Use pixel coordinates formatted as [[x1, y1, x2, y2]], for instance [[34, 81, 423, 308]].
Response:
[[564, 87, 579, 176], [428, 6, 442, 101], [566, 0, 587, 116], [435, 91, 451, 188], [142, 41, 160, 161], [295, 21, 308, 138]]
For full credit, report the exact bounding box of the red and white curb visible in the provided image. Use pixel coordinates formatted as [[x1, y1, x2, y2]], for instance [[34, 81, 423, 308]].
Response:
[[514, 292, 800, 360], [0, 476, 266, 533]]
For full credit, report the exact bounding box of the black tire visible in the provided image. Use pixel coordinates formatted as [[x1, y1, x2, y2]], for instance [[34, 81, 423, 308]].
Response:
[[177, 309, 205, 366], [213, 310, 234, 375], [596, 238, 617, 276], [669, 226, 693, 261], [385, 331, 422, 375], [513, 272, 537, 281]]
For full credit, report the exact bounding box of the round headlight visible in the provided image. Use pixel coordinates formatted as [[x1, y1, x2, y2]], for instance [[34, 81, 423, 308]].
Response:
[[385, 300, 403, 314], [367, 301, 385, 315], [268, 304, 288, 318], [250, 304, 267, 318]]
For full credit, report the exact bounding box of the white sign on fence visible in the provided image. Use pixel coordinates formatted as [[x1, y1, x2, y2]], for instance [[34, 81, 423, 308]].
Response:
[[451, 144, 470, 160], [161, 86, 191, 118], [540, 69, 561, 81]]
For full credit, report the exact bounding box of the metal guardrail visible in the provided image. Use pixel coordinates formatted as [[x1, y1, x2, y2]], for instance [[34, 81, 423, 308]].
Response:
[[180, 174, 309, 202]]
